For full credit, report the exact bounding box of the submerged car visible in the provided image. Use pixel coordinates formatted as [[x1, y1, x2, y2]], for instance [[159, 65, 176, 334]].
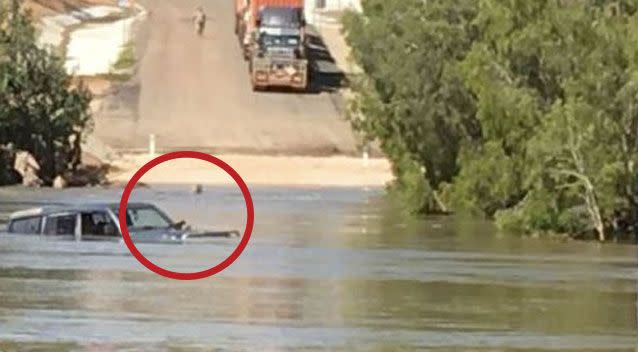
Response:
[[3, 202, 240, 244]]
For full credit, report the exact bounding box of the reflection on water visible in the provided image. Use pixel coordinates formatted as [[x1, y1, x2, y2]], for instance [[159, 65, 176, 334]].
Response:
[[0, 186, 637, 351]]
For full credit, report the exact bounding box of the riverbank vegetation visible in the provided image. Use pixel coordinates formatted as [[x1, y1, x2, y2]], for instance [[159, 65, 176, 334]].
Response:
[[112, 41, 135, 71], [0, 0, 93, 185], [107, 41, 135, 82], [343, 0, 638, 241]]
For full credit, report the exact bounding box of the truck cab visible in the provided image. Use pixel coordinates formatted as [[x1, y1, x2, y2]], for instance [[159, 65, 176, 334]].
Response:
[[258, 6, 305, 31], [249, 6, 308, 91]]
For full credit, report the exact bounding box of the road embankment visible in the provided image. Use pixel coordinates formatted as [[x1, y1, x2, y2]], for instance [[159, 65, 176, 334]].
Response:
[[108, 153, 393, 187], [34, 2, 146, 76]]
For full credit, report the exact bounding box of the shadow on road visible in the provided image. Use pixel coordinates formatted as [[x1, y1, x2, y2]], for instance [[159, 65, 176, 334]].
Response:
[[306, 27, 347, 94]]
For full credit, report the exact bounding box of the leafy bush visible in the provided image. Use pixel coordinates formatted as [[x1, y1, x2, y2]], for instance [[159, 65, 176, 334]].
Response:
[[344, 0, 638, 241], [112, 42, 135, 71], [0, 1, 92, 184]]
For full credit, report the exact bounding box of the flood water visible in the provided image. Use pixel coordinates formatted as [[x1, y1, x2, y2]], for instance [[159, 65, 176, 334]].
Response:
[[0, 185, 636, 351]]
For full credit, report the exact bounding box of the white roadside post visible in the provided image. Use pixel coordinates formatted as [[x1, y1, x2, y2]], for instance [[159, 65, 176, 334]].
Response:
[[69, 58, 80, 76], [362, 143, 369, 168], [149, 134, 156, 158]]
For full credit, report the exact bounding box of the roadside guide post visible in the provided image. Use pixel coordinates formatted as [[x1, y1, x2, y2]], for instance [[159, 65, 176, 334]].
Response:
[[362, 143, 369, 168], [149, 134, 156, 158], [69, 59, 80, 76]]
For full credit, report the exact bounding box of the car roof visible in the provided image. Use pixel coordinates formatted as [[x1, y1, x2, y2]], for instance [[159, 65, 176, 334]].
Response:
[[9, 202, 156, 220]]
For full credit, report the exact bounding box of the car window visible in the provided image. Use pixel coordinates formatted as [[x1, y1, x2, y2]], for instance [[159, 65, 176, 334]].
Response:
[[8, 216, 42, 234], [110, 205, 174, 230], [126, 207, 172, 229], [81, 211, 116, 236], [43, 214, 77, 236]]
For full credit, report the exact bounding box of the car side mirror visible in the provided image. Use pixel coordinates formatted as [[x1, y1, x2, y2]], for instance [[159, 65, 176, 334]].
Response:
[[173, 220, 186, 230], [103, 223, 117, 236]]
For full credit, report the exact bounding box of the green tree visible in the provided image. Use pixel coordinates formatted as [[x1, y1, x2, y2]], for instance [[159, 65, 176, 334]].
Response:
[[0, 0, 92, 184], [343, 0, 480, 213], [345, 0, 638, 241], [463, 0, 638, 240]]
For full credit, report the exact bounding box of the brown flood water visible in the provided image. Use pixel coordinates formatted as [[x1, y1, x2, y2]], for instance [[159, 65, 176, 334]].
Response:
[[0, 185, 636, 351]]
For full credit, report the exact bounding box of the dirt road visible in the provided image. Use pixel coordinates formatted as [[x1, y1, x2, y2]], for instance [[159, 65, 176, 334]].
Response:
[[94, 0, 358, 156]]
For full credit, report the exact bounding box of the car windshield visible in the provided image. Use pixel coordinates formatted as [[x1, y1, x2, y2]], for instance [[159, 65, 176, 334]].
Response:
[[260, 34, 299, 47], [114, 206, 173, 230]]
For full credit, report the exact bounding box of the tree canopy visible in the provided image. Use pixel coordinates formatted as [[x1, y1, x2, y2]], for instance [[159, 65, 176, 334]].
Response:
[[0, 0, 92, 184], [343, 0, 638, 241]]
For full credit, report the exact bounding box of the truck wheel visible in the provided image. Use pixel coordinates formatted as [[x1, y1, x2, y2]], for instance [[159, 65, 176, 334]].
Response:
[[252, 79, 268, 92]]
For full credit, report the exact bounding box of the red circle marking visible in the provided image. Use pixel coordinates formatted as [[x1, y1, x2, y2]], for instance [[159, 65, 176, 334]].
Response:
[[118, 151, 254, 280]]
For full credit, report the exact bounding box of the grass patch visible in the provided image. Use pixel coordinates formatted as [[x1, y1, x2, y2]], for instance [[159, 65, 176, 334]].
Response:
[[112, 42, 136, 71], [103, 72, 133, 82]]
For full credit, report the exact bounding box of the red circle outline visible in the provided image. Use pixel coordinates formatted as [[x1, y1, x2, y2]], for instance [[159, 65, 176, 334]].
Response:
[[118, 151, 254, 280]]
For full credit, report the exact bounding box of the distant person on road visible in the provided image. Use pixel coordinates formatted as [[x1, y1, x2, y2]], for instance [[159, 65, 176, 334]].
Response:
[[193, 6, 207, 37]]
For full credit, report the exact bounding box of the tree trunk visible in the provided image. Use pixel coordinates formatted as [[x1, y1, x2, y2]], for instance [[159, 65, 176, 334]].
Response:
[[564, 120, 606, 242], [70, 132, 82, 170], [432, 190, 448, 214], [583, 181, 606, 242]]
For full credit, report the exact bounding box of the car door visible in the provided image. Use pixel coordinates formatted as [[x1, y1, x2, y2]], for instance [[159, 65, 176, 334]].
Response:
[[42, 213, 79, 240], [79, 211, 120, 242]]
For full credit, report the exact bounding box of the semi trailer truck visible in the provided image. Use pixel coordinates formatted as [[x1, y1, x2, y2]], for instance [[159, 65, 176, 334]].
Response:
[[235, 0, 309, 91]]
